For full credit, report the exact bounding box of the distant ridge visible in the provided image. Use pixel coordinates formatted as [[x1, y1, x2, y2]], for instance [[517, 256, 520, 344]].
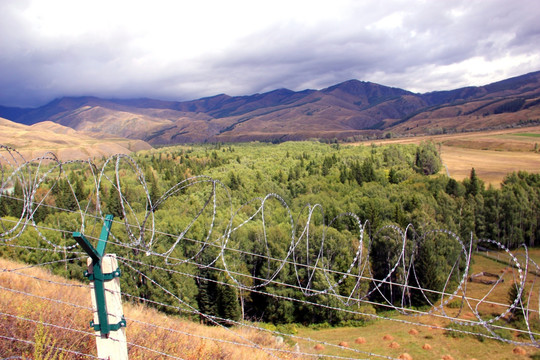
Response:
[[0, 116, 151, 160], [1, 71, 540, 144]]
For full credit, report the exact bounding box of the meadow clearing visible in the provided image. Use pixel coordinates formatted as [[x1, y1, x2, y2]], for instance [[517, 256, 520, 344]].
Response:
[[296, 249, 540, 360], [367, 126, 540, 187]]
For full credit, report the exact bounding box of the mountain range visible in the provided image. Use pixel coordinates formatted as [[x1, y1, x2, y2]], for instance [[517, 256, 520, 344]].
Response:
[[1, 70, 540, 147]]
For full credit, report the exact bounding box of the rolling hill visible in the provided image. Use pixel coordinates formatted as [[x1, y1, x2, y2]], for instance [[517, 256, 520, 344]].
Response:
[[1, 71, 540, 145], [0, 117, 151, 160]]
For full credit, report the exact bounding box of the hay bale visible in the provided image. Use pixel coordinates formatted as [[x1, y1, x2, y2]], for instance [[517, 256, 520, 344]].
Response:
[[442, 355, 455, 360], [513, 347, 527, 355], [408, 329, 419, 335], [314, 344, 325, 351], [398, 353, 413, 360], [338, 341, 349, 348], [463, 312, 475, 319], [389, 341, 400, 349], [382, 334, 394, 341], [469, 271, 503, 285], [355, 337, 366, 344], [422, 343, 432, 350]]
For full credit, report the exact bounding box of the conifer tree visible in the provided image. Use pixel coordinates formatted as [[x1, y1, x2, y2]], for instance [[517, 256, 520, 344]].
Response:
[[217, 281, 241, 324], [388, 167, 399, 184], [465, 168, 483, 196], [106, 185, 123, 219]]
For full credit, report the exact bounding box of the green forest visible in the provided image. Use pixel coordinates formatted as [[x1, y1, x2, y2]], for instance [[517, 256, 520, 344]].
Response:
[[1, 140, 539, 326]]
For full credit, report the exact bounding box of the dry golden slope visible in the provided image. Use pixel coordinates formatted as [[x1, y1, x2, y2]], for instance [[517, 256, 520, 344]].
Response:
[[0, 257, 298, 359], [0, 117, 152, 160]]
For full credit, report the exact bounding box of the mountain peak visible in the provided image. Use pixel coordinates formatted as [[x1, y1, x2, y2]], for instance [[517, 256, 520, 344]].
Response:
[[0, 70, 539, 144], [323, 79, 412, 98], [321, 79, 413, 109]]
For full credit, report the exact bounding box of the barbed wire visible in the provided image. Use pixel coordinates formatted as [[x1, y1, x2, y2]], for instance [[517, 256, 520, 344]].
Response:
[[0, 334, 99, 359], [1, 194, 534, 330], [1, 258, 393, 360], [5, 213, 535, 338], [0, 213, 529, 312], [115, 259, 537, 354], [1, 145, 540, 359], [3, 249, 536, 360], [9, 213, 539, 322]]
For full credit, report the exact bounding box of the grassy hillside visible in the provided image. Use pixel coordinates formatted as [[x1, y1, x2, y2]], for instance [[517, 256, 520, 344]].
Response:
[[2, 251, 538, 359], [0, 257, 298, 359], [0, 117, 151, 160]]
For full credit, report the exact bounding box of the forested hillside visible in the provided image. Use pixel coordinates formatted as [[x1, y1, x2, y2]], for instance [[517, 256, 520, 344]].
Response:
[[1, 141, 539, 326]]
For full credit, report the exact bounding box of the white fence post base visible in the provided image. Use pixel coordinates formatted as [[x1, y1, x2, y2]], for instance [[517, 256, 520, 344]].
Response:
[[87, 254, 128, 360]]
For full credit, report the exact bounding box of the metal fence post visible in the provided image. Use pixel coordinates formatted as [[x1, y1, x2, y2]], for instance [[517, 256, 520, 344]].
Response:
[[73, 215, 128, 359]]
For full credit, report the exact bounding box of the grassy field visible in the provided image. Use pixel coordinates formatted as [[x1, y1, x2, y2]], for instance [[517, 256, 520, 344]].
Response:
[[513, 133, 540, 138], [295, 249, 540, 360], [364, 126, 540, 187], [439, 145, 540, 185], [296, 317, 531, 360]]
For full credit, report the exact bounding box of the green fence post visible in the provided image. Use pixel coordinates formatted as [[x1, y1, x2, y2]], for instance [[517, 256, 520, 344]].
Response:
[[72, 215, 125, 337], [73, 215, 128, 359]]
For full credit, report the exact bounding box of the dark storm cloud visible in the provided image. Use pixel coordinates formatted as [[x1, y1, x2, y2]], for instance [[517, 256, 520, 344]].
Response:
[[201, 0, 540, 96], [0, 0, 539, 108]]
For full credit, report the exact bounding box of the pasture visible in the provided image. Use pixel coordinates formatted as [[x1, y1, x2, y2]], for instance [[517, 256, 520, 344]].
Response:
[[296, 249, 540, 359], [366, 126, 540, 186]]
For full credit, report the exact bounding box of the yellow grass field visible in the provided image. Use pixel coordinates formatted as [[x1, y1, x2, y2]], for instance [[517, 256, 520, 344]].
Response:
[[364, 126, 540, 187], [296, 249, 540, 360], [0, 118, 151, 161], [440, 145, 540, 185]]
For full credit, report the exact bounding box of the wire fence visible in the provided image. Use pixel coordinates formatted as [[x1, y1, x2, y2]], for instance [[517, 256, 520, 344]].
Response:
[[1, 144, 539, 359]]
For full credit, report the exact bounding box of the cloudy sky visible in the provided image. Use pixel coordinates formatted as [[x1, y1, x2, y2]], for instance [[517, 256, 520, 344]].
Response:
[[1, 0, 540, 108]]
